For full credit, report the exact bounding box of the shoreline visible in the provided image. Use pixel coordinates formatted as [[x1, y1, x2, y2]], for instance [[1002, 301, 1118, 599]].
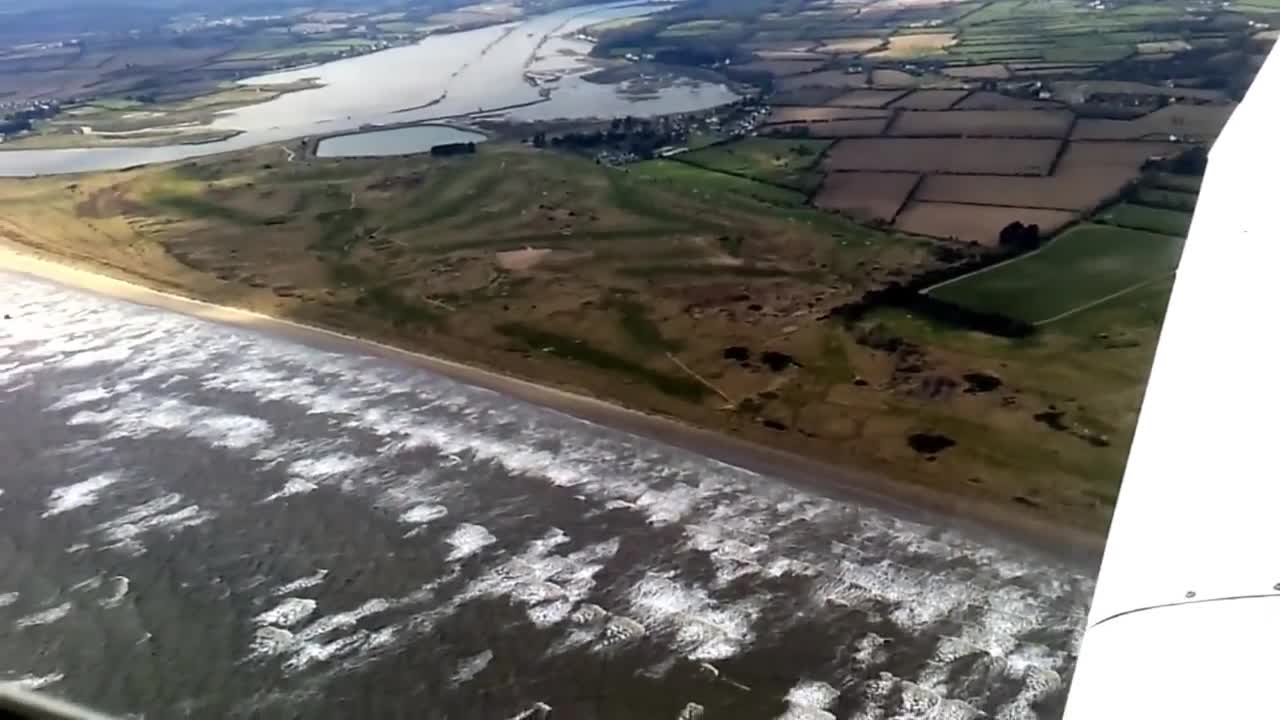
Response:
[[0, 241, 1105, 571]]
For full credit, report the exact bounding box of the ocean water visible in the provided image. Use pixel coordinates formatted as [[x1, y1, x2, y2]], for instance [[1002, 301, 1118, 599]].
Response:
[[0, 272, 1093, 719]]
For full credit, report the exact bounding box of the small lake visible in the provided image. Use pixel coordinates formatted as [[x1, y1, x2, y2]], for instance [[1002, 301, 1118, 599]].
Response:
[[315, 125, 487, 158]]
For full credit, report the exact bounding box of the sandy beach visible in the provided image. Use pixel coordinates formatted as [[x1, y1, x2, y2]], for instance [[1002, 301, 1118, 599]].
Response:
[[0, 239, 1105, 567]]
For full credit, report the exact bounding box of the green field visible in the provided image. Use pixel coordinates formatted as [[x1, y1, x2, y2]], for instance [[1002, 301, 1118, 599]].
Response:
[[678, 137, 831, 191], [1098, 202, 1194, 236], [1150, 172, 1203, 193], [1133, 187, 1199, 212], [929, 223, 1185, 324]]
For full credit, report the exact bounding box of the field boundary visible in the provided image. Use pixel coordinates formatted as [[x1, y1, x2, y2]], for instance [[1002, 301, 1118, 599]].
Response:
[[922, 229, 1068, 293], [1035, 272, 1174, 326], [670, 148, 823, 196], [890, 173, 925, 224]]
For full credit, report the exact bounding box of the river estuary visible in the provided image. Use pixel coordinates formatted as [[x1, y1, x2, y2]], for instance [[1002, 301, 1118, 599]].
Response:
[[0, 270, 1092, 718], [0, 2, 739, 177]]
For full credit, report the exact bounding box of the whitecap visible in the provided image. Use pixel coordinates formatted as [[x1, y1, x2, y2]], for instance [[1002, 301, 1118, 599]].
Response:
[[444, 524, 496, 561], [451, 649, 493, 685], [14, 601, 72, 628], [43, 473, 124, 517], [274, 570, 329, 596], [255, 598, 318, 628]]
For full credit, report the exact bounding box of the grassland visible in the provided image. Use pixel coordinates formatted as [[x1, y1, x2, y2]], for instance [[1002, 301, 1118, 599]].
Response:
[[678, 137, 831, 190], [928, 223, 1185, 323], [1098, 202, 1193, 236]]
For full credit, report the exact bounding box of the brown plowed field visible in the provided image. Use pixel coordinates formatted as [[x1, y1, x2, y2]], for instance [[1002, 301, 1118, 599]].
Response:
[[829, 89, 911, 107], [870, 69, 919, 87], [889, 89, 970, 110], [776, 70, 868, 91], [1070, 104, 1235, 141], [1054, 140, 1185, 172], [771, 88, 844, 106], [941, 64, 1010, 80], [915, 140, 1186, 210], [735, 59, 827, 76], [952, 91, 1061, 110], [814, 171, 919, 222], [824, 138, 1061, 175], [914, 168, 1131, 211], [893, 201, 1077, 245], [817, 37, 886, 54], [888, 109, 1075, 138], [765, 106, 889, 124], [803, 117, 895, 137]]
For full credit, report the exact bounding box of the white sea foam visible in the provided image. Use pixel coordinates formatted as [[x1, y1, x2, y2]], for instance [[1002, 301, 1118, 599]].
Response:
[[48, 386, 112, 411], [255, 598, 318, 628], [0, 591, 18, 608], [92, 492, 213, 555], [99, 576, 130, 607], [288, 453, 369, 479], [11, 672, 64, 690], [68, 395, 273, 450], [444, 524, 497, 561], [60, 345, 132, 369], [274, 570, 329, 596], [777, 680, 839, 720], [626, 574, 761, 661], [400, 504, 448, 525], [14, 602, 72, 628], [451, 649, 493, 685], [43, 473, 124, 517], [264, 478, 318, 502]]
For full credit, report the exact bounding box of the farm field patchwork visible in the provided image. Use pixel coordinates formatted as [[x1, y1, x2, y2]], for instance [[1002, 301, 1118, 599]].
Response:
[[888, 109, 1074, 137], [888, 89, 971, 110], [788, 117, 893, 137], [828, 89, 912, 107], [824, 137, 1062, 175], [765, 106, 887, 124]]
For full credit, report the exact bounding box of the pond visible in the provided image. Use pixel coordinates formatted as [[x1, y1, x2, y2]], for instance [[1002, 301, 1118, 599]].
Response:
[[314, 125, 487, 158]]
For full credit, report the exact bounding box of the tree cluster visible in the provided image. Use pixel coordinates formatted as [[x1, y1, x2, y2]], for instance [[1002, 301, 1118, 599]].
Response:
[[998, 221, 1042, 251]]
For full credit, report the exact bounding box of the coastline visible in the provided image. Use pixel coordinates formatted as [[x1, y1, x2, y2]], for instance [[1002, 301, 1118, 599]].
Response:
[[0, 239, 1106, 570]]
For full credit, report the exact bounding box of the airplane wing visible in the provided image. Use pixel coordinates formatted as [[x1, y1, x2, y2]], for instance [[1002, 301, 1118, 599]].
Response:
[[1063, 37, 1280, 720]]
